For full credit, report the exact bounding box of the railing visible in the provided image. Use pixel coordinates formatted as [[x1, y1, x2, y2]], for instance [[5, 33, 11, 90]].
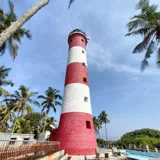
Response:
[[0, 140, 60, 160]]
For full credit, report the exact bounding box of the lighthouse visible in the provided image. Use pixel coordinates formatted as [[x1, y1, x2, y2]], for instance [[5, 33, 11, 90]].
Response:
[[50, 29, 97, 155]]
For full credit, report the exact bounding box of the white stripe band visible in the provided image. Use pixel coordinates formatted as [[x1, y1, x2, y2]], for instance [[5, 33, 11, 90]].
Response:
[[61, 83, 92, 114], [68, 46, 87, 66]]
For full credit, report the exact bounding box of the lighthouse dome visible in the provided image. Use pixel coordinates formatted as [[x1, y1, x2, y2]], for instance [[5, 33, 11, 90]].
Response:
[[69, 29, 87, 37]]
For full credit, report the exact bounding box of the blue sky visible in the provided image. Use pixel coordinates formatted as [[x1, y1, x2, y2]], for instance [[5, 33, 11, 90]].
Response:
[[0, 0, 160, 140]]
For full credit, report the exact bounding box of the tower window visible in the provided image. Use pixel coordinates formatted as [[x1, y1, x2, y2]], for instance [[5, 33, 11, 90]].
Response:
[[82, 62, 86, 67], [84, 96, 88, 102], [86, 121, 91, 129], [82, 50, 84, 53], [9, 138, 17, 145], [23, 138, 29, 144], [83, 77, 87, 83], [81, 39, 84, 42]]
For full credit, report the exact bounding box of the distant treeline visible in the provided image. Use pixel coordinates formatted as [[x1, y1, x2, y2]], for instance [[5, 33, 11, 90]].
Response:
[[115, 128, 160, 149]]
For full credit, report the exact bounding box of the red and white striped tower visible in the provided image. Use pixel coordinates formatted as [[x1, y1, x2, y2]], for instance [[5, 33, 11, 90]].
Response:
[[50, 29, 97, 155]]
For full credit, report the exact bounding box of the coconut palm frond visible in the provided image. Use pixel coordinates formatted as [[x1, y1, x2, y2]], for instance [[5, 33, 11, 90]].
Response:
[[144, 40, 156, 59], [0, 9, 4, 20], [68, 0, 74, 9], [150, 4, 158, 12], [18, 28, 32, 39], [1, 80, 14, 86], [133, 30, 156, 53], [8, 0, 14, 13], [28, 92, 38, 97], [126, 27, 153, 37], [55, 94, 63, 100], [141, 59, 149, 72], [8, 38, 19, 60], [0, 66, 11, 76], [0, 87, 8, 97], [55, 101, 62, 106], [26, 104, 33, 115], [0, 0, 32, 59], [51, 104, 56, 113], [14, 90, 21, 98], [24, 29, 32, 39], [0, 43, 6, 56], [39, 87, 62, 114], [126, 0, 160, 71], [126, 18, 148, 32], [136, 0, 149, 10], [37, 95, 46, 99], [157, 47, 160, 68], [32, 100, 40, 107], [41, 101, 47, 107]]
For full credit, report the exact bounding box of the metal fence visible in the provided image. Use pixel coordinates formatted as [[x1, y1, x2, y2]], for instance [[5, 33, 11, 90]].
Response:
[[0, 140, 60, 160]]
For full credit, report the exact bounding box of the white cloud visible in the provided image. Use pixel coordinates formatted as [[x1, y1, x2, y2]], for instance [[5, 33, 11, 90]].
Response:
[[87, 40, 112, 69], [87, 39, 160, 76], [128, 77, 140, 82]]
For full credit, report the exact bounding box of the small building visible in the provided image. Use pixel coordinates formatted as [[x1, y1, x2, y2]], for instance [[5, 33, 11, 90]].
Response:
[[0, 132, 36, 149], [0, 132, 35, 141], [38, 131, 51, 141]]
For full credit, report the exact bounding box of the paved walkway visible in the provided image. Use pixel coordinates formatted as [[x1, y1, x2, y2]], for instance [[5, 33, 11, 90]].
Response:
[[70, 153, 127, 160]]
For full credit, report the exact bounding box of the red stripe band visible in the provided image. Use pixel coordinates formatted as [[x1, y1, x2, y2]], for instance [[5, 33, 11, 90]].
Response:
[[50, 112, 97, 155], [68, 33, 87, 50], [65, 63, 89, 86]]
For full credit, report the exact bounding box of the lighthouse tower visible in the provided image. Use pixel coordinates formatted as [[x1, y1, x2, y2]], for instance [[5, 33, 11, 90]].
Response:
[[50, 29, 97, 155]]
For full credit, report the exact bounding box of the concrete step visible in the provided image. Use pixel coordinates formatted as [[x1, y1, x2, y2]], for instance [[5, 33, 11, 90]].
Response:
[[60, 153, 68, 160], [37, 149, 65, 160]]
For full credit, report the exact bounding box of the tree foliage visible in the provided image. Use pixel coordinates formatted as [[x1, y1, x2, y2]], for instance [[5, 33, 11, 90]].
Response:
[[0, 65, 13, 97], [11, 112, 57, 139], [6, 85, 40, 117], [98, 111, 110, 141], [0, 0, 32, 59], [97, 138, 107, 147], [68, 0, 74, 9], [115, 128, 160, 148], [38, 87, 62, 114], [93, 116, 102, 135], [126, 0, 160, 71], [38, 87, 62, 132]]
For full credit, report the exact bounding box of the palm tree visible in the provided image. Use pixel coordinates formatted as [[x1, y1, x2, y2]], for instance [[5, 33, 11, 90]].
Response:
[[0, 0, 32, 59], [0, 65, 13, 97], [93, 116, 102, 137], [0, 106, 10, 132], [0, 0, 75, 50], [38, 87, 62, 132], [24, 112, 45, 135], [44, 117, 57, 131], [0, 0, 49, 50], [98, 111, 110, 142], [126, 0, 160, 71], [6, 85, 40, 133], [0, 101, 16, 132], [11, 116, 27, 133]]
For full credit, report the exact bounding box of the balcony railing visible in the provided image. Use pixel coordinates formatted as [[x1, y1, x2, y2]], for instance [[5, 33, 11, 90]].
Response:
[[0, 140, 60, 160]]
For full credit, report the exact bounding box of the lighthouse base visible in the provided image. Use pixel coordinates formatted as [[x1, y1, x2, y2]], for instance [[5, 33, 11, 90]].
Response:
[[64, 148, 96, 155], [50, 112, 97, 155]]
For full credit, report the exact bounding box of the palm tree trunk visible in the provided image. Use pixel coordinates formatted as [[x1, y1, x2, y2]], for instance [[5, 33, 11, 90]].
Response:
[[105, 123, 108, 142], [11, 110, 21, 134], [0, 0, 50, 48], [43, 113, 48, 133], [99, 133, 100, 139]]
